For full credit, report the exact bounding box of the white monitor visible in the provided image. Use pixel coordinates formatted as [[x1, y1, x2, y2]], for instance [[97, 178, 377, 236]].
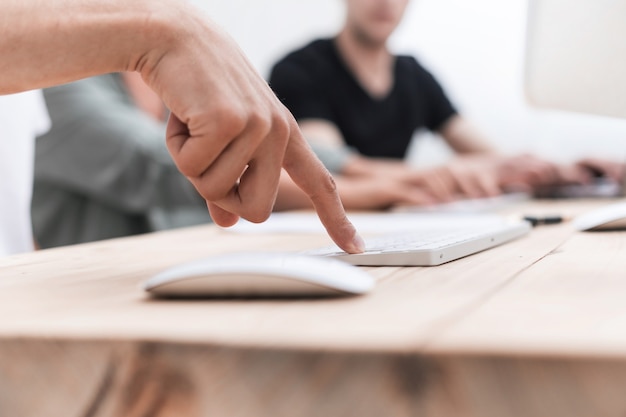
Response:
[[525, 0, 626, 119]]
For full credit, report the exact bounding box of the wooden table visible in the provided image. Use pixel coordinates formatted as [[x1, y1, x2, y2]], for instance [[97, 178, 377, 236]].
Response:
[[2, 199, 626, 417]]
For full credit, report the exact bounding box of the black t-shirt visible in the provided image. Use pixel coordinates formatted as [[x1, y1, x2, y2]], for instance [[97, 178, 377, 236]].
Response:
[[269, 39, 458, 159]]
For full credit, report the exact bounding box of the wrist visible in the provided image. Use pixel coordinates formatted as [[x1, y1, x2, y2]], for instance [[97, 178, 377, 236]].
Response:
[[128, 0, 233, 108], [124, 0, 192, 74]]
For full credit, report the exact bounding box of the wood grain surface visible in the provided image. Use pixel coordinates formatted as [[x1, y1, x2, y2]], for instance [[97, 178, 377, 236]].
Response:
[[1, 199, 625, 416]]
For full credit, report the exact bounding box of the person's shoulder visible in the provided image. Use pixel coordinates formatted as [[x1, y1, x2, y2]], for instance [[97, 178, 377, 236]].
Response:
[[395, 54, 446, 89], [271, 39, 335, 74], [395, 54, 431, 75]]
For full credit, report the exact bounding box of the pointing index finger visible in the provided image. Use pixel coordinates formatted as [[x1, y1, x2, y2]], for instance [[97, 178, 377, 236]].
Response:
[[282, 119, 365, 254]]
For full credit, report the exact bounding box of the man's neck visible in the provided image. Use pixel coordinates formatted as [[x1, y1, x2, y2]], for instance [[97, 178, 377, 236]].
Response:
[[335, 29, 394, 98]]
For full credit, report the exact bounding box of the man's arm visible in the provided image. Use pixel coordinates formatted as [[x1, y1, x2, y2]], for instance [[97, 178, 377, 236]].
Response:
[[299, 118, 501, 199], [438, 115, 497, 154], [297, 119, 468, 201], [437, 115, 590, 192], [275, 171, 436, 212], [0, 0, 363, 253], [299, 119, 457, 201]]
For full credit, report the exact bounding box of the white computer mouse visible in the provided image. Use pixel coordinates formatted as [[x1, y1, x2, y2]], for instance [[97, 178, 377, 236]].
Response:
[[573, 202, 626, 231], [143, 252, 375, 298]]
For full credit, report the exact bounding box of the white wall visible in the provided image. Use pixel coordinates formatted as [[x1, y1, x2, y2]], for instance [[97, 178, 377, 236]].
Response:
[[193, 0, 344, 78], [192, 0, 626, 166]]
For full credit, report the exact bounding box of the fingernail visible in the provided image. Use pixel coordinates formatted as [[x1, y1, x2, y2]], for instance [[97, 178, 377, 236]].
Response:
[[352, 233, 366, 254]]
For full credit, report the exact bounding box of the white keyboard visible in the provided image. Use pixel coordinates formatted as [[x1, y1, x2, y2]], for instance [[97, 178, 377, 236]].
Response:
[[305, 220, 531, 266]]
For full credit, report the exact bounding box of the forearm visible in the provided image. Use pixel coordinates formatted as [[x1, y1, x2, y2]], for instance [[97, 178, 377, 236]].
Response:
[[341, 154, 413, 179], [279, 174, 383, 211], [440, 115, 497, 155], [275, 171, 404, 211], [0, 0, 179, 93]]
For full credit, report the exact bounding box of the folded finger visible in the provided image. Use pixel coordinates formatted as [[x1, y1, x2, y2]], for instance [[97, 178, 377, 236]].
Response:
[[214, 122, 289, 223], [420, 170, 456, 202], [166, 109, 248, 178], [207, 201, 240, 227]]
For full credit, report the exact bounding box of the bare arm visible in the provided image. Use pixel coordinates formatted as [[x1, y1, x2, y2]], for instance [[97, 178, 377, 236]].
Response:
[[299, 118, 502, 199], [438, 115, 497, 154], [300, 116, 497, 174], [0, 0, 161, 93], [298, 118, 473, 200], [275, 171, 435, 211], [1, 0, 363, 253]]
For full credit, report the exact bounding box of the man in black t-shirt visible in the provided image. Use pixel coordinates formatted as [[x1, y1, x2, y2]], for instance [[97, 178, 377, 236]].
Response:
[[270, 0, 619, 211], [271, 38, 458, 160]]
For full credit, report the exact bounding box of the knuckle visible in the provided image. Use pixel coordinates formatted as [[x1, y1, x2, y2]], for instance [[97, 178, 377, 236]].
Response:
[[271, 113, 290, 140], [211, 104, 247, 139], [248, 110, 272, 140], [311, 172, 338, 200]]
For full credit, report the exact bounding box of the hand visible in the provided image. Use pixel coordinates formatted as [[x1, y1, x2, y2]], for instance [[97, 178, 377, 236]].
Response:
[[538, 158, 626, 190], [354, 155, 505, 201], [497, 154, 563, 189], [0, 0, 364, 254], [575, 158, 625, 183], [338, 177, 438, 210], [412, 154, 566, 199], [140, 3, 364, 253], [434, 156, 503, 199], [500, 155, 625, 188], [122, 72, 167, 122], [274, 169, 436, 211], [407, 156, 504, 200], [337, 153, 499, 200]]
